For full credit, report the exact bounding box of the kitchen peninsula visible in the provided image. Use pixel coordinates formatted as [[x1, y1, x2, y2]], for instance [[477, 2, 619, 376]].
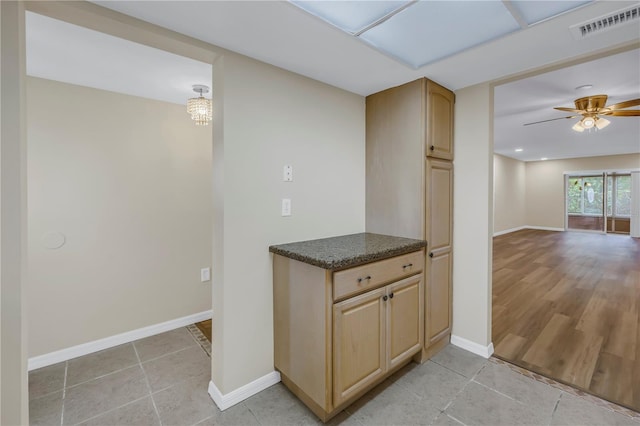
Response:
[[270, 233, 427, 422]]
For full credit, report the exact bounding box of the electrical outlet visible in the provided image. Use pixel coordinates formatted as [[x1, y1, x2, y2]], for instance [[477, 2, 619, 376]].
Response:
[[200, 267, 211, 282]]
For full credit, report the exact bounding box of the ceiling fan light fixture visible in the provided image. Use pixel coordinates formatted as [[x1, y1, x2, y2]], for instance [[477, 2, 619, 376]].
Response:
[[572, 122, 585, 132], [595, 117, 610, 130], [581, 116, 595, 129]]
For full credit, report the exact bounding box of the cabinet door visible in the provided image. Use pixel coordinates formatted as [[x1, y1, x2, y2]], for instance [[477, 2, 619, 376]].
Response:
[[426, 81, 455, 160], [387, 275, 424, 369], [425, 158, 453, 346], [426, 250, 452, 344], [425, 159, 453, 252], [333, 287, 386, 407]]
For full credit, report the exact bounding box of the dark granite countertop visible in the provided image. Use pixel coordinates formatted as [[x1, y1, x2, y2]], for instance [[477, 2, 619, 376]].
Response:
[[269, 233, 427, 270]]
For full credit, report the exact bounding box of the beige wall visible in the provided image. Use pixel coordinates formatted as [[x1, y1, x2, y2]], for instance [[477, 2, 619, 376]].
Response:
[[452, 83, 493, 349], [1, 1, 29, 423], [525, 153, 640, 229], [493, 154, 526, 233], [27, 77, 213, 357], [211, 52, 365, 393]]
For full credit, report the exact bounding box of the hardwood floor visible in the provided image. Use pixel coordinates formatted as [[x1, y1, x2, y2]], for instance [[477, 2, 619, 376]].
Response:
[[195, 319, 212, 342], [492, 229, 640, 412]]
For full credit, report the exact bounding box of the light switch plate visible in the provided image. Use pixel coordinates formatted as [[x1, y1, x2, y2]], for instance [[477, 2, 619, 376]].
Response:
[[282, 198, 292, 216], [283, 165, 293, 182]]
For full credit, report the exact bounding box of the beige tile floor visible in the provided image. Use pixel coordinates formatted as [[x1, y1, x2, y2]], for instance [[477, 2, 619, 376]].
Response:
[[29, 327, 640, 426]]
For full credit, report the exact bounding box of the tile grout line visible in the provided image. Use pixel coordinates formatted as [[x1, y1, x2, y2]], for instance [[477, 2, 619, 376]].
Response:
[[63, 344, 196, 392], [138, 339, 200, 364], [470, 379, 521, 404], [429, 359, 479, 381], [247, 404, 265, 426], [445, 413, 467, 426], [132, 342, 163, 426], [547, 393, 563, 426], [60, 361, 68, 426], [64, 362, 140, 391], [469, 363, 525, 404], [441, 360, 490, 414], [68, 395, 151, 426], [192, 415, 213, 426]]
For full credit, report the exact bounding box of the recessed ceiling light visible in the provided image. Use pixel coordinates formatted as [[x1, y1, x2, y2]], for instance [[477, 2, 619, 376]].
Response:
[[575, 84, 593, 91], [541, 157, 548, 161], [515, 148, 523, 152]]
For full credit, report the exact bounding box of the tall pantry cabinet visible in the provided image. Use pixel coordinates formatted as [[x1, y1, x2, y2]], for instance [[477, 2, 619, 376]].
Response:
[[366, 78, 454, 359]]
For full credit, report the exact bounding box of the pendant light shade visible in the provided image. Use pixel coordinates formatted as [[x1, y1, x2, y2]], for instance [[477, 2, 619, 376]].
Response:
[[572, 121, 585, 132], [594, 117, 610, 130], [187, 85, 212, 126]]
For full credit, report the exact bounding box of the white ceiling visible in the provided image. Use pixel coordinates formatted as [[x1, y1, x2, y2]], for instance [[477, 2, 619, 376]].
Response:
[[291, 0, 590, 68], [494, 48, 640, 162], [26, 1, 640, 161], [26, 12, 212, 106], [89, 0, 640, 95]]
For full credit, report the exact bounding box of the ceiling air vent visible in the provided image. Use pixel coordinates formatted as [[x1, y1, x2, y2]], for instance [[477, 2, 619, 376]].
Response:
[[570, 4, 640, 39]]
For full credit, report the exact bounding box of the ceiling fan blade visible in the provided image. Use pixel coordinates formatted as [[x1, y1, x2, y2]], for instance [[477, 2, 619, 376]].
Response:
[[606, 98, 640, 110], [523, 115, 578, 126], [600, 110, 640, 116], [554, 107, 584, 113]]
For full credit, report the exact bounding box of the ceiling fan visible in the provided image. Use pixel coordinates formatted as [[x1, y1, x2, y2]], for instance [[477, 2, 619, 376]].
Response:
[[524, 94, 640, 132]]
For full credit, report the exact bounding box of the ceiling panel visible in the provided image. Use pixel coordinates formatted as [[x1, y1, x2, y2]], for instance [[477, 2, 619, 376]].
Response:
[[511, 0, 592, 25], [290, 1, 412, 34], [359, 1, 520, 68]]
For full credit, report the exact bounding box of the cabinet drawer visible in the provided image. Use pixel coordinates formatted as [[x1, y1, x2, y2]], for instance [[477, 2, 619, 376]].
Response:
[[333, 251, 424, 301]]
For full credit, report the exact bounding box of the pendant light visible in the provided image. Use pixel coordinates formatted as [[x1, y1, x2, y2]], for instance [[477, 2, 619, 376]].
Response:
[[187, 85, 212, 126]]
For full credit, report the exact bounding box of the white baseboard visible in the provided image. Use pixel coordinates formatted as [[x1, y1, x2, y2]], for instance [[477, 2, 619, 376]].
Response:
[[493, 226, 526, 237], [28, 310, 212, 371], [451, 335, 494, 359], [493, 226, 565, 237], [525, 226, 564, 232], [208, 371, 281, 411]]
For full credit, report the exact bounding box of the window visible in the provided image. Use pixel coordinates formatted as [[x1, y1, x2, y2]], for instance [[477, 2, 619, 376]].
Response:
[[607, 174, 631, 217], [568, 176, 603, 215]]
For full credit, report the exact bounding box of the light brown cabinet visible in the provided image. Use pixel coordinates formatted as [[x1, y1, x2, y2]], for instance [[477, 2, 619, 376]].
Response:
[[425, 158, 453, 348], [273, 248, 424, 422], [366, 77, 454, 359], [426, 81, 455, 160], [333, 287, 386, 407], [333, 274, 423, 407]]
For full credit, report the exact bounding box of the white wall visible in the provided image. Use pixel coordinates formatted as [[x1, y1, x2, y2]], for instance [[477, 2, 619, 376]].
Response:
[[211, 52, 366, 393], [493, 154, 526, 234], [525, 153, 640, 229], [1, 2, 29, 423], [27, 77, 212, 356], [452, 83, 493, 350]]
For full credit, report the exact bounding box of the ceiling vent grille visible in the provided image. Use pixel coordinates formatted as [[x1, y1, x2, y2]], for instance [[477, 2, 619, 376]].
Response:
[[570, 4, 639, 39]]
